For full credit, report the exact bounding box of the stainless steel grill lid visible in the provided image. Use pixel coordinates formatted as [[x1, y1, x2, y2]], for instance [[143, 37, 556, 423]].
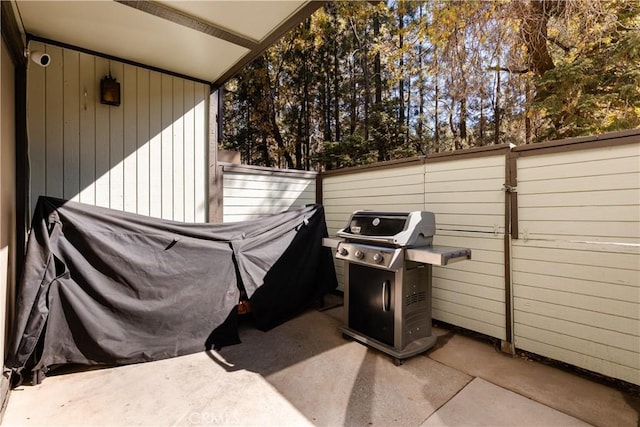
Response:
[[337, 210, 436, 247]]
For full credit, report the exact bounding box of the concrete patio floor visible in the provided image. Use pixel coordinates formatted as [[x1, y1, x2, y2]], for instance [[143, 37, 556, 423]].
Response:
[[3, 296, 639, 426]]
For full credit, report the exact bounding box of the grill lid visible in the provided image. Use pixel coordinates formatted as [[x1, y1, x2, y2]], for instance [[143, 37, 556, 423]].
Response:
[[337, 210, 436, 247]]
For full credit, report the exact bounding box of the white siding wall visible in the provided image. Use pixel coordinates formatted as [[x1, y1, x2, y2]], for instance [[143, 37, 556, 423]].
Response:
[[425, 155, 506, 340], [222, 165, 317, 223], [512, 144, 640, 385], [27, 42, 209, 222], [322, 163, 425, 289], [1, 38, 16, 364]]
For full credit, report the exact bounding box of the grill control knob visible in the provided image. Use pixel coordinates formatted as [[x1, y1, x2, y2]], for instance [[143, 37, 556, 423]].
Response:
[[354, 250, 364, 260], [338, 247, 348, 256], [372, 253, 383, 263]]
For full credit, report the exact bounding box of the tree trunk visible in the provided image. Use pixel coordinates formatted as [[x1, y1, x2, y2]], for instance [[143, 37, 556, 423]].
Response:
[[494, 69, 501, 145], [434, 53, 440, 152], [459, 97, 467, 143], [519, 0, 556, 75], [334, 38, 341, 143], [350, 56, 357, 135]]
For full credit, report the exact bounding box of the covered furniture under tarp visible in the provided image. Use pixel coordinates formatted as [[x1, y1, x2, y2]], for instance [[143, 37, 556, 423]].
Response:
[[6, 197, 337, 385]]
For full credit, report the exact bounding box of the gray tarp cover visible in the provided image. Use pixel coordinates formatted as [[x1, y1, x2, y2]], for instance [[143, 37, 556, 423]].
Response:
[[7, 197, 337, 382]]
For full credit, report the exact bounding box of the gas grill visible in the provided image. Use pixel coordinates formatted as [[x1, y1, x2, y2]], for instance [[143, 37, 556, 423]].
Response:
[[333, 210, 471, 365]]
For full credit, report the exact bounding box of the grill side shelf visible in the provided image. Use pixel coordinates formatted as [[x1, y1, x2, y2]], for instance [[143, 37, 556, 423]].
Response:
[[405, 246, 471, 266]]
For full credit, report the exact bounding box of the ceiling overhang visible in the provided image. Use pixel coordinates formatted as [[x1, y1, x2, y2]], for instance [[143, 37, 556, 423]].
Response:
[[13, 0, 322, 88]]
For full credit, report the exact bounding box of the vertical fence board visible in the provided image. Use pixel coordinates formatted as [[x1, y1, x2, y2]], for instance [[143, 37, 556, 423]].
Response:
[[108, 61, 124, 211], [44, 45, 64, 199], [94, 57, 110, 208], [78, 52, 96, 206], [136, 68, 150, 216], [27, 41, 46, 212], [172, 78, 184, 222], [148, 71, 162, 218], [123, 64, 138, 214], [62, 49, 80, 202], [183, 81, 195, 223]]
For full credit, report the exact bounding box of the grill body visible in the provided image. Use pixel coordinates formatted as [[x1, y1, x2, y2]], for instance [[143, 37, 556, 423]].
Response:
[[333, 210, 470, 364], [340, 248, 436, 362]]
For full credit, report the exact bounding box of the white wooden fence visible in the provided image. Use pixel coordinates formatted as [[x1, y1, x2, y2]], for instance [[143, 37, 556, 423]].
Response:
[[511, 140, 639, 385], [321, 130, 640, 386], [220, 164, 317, 223]]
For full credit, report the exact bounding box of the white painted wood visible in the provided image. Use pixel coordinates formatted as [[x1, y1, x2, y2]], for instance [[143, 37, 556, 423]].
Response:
[[513, 143, 640, 385], [62, 49, 80, 202], [183, 81, 195, 223], [123, 64, 138, 214], [161, 74, 173, 219], [27, 43, 209, 222], [78, 52, 96, 206], [136, 68, 150, 217], [45, 45, 64, 199], [27, 41, 46, 212], [515, 335, 639, 386], [172, 78, 185, 222], [148, 71, 162, 218], [109, 62, 124, 211], [194, 86, 207, 222], [94, 57, 110, 209], [222, 170, 316, 223]]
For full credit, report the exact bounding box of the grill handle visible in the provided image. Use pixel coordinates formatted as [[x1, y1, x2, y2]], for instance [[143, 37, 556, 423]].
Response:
[[382, 280, 390, 312]]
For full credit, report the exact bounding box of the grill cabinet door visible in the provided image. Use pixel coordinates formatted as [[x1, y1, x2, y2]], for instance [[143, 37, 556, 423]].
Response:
[[348, 264, 395, 346]]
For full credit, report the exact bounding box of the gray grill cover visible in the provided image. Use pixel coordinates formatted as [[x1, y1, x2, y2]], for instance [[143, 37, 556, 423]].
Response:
[[6, 197, 337, 383]]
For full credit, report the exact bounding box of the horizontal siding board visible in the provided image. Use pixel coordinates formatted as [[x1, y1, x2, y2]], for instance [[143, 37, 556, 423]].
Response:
[[515, 324, 639, 370], [515, 336, 639, 385], [512, 258, 638, 287], [426, 154, 505, 171], [512, 270, 638, 302], [518, 173, 638, 194], [517, 220, 639, 241], [432, 278, 504, 302], [425, 190, 504, 204], [433, 288, 504, 313], [514, 297, 638, 336], [323, 164, 424, 186], [433, 269, 505, 290], [519, 205, 639, 222], [426, 165, 504, 182], [512, 244, 640, 270], [325, 183, 425, 199], [223, 188, 315, 200], [517, 144, 640, 168], [224, 174, 317, 187], [513, 285, 638, 320], [514, 311, 637, 353], [424, 179, 505, 193], [325, 194, 424, 207], [518, 189, 640, 208], [432, 307, 505, 340], [518, 155, 639, 181]]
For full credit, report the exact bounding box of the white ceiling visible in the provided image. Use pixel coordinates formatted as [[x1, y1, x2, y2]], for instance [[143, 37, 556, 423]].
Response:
[[14, 0, 318, 86]]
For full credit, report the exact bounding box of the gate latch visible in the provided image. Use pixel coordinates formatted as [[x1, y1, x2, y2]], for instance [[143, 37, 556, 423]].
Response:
[[503, 184, 517, 193]]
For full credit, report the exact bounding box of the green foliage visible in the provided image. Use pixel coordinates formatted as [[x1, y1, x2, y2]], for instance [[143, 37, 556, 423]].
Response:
[[222, 0, 640, 170], [531, 0, 640, 140]]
